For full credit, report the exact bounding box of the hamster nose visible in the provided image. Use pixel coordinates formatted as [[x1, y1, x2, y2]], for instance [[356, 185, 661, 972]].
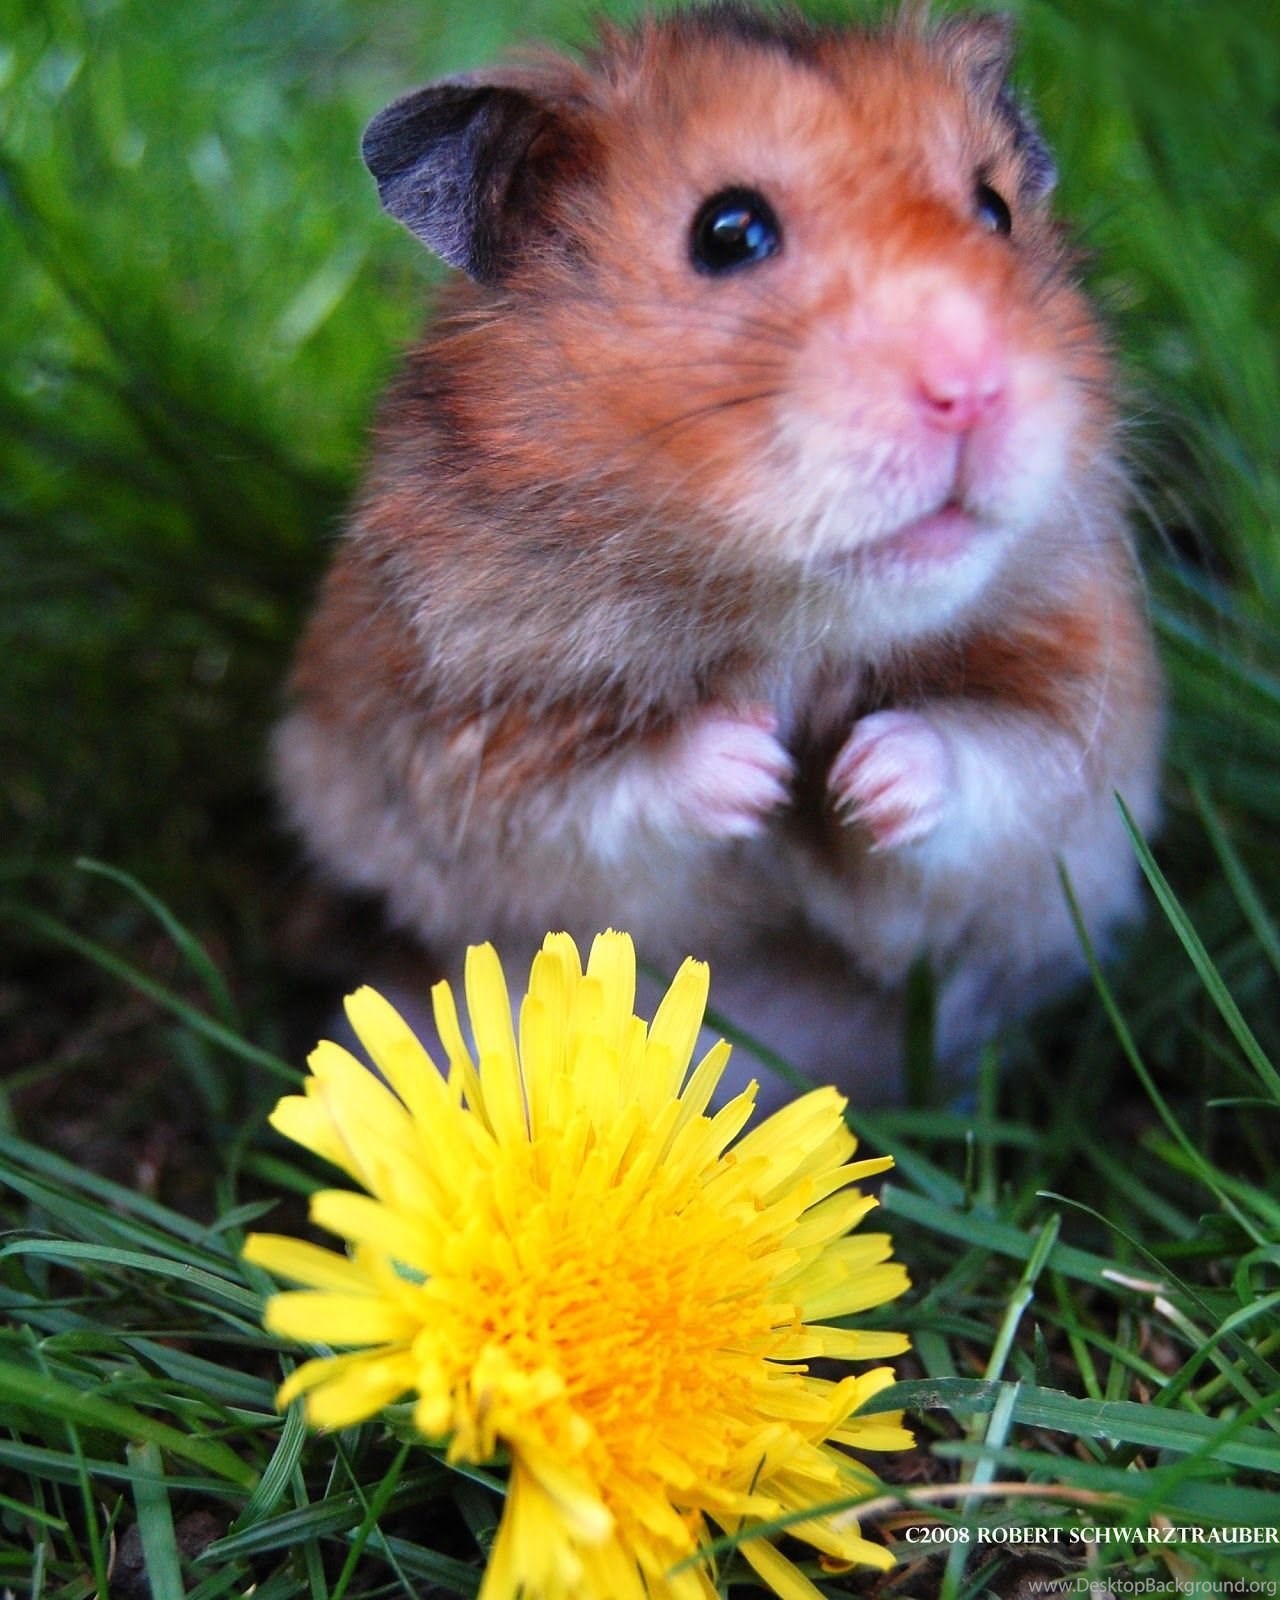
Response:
[[912, 291, 1008, 434], [917, 364, 1005, 432]]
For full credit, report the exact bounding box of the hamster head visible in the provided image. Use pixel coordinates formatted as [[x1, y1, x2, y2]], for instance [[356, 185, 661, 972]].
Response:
[[364, 4, 1114, 643]]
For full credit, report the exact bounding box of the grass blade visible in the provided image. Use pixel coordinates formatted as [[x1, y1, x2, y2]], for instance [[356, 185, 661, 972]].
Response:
[[2, 902, 295, 1083], [859, 1377, 1280, 1474], [0, 1360, 258, 1489], [1117, 796, 1280, 1100], [128, 1441, 186, 1600], [75, 858, 240, 1025], [878, 1184, 1134, 1290]]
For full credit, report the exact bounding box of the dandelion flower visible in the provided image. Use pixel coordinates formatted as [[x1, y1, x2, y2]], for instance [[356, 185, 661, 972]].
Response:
[[245, 931, 913, 1599]]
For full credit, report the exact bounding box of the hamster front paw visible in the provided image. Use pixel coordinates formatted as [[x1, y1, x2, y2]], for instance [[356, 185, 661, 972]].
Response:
[[658, 705, 793, 839], [830, 709, 952, 850]]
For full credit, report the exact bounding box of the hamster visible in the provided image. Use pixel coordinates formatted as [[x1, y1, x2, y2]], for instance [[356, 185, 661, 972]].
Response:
[[273, 2, 1163, 1104]]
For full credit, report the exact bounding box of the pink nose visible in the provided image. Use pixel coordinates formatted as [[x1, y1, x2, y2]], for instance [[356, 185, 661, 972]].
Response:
[[913, 292, 1008, 434]]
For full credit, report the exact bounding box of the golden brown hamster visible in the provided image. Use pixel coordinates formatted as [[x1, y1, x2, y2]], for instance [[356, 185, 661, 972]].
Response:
[[273, 3, 1163, 1102]]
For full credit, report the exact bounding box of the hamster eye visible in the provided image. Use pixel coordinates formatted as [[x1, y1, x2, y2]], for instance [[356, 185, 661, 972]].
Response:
[[690, 188, 781, 274], [974, 180, 1012, 237]]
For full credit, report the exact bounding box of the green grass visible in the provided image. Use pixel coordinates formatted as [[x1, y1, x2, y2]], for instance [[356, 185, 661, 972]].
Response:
[[2, 0, 1279, 1595]]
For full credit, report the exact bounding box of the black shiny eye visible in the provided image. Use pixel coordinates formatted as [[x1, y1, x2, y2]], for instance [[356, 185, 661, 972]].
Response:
[[690, 187, 781, 274], [974, 180, 1012, 237]]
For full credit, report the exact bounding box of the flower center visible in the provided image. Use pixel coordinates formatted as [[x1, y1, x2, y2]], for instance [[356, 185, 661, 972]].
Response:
[[422, 1146, 783, 1495]]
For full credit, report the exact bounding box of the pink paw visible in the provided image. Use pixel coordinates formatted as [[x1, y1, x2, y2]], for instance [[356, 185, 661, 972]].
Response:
[[830, 710, 952, 850], [664, 706, 793, 839]]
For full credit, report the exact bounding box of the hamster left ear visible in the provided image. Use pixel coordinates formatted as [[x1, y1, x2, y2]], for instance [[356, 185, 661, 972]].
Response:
[[936, 11, 1058, 203], [362, 75, 573, 283]]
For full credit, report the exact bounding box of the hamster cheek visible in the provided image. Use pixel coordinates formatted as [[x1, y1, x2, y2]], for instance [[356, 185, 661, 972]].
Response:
[[964, 352, 1081, 534]]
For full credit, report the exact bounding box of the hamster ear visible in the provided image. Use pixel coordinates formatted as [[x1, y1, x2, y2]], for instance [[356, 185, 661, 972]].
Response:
[[362, 77, 563, 283], [937, 10, 1016, 101], [936, 12, 1057, 203]]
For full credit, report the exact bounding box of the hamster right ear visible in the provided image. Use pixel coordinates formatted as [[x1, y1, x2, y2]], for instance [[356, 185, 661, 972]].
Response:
[[362, 77, 567, 284]]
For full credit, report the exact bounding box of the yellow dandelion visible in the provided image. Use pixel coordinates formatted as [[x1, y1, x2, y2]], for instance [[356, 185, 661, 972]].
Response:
[[244, 931, 913, 1600]]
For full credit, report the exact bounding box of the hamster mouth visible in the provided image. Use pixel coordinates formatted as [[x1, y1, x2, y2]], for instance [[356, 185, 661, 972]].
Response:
[[863, 499, 989, 568]]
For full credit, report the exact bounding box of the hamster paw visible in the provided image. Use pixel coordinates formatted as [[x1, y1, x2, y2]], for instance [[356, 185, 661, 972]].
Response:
[[830, 709, 952, 850], [662, 705, 793, 839]]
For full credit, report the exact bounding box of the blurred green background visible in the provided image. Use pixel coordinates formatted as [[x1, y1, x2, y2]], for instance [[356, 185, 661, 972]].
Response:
[[1, 0, 1277, 1123]]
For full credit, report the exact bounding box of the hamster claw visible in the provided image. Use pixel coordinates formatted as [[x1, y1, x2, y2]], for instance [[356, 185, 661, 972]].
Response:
[[830, 709, 952, 850], [662, 705, 794, 840]]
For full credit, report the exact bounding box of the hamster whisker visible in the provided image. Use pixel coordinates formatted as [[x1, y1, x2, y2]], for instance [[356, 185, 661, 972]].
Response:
[[623, 389, 786, 450], [612, 296, 803, 352], [540, 356, 791, 388]]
